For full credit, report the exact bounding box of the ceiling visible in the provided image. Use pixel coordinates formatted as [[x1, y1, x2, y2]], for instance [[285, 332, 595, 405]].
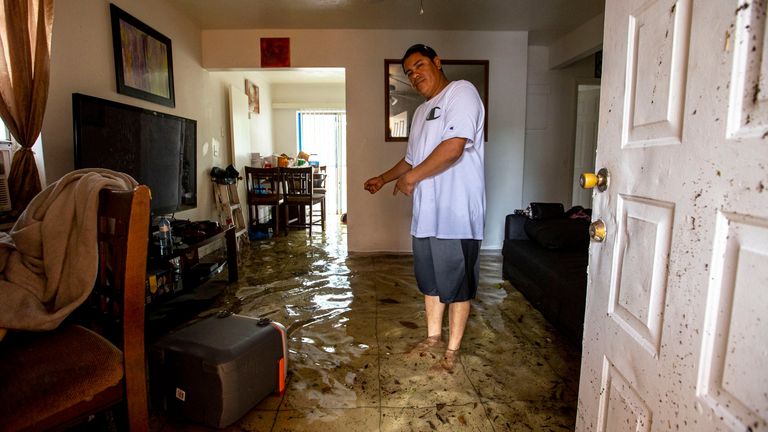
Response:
[[166, 0, 605, 46]]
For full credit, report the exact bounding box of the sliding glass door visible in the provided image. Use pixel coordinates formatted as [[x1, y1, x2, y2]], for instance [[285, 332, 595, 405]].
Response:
[[297, 110, 347, 217]]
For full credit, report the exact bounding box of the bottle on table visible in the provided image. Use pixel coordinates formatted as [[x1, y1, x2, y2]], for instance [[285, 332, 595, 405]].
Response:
[[158, 216, 173, 256]]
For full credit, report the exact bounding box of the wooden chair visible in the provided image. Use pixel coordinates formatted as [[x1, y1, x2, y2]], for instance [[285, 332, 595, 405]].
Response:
[[313, 165, 327, 194], [281, 166, 325, 234], [312, 166, 328, 223], [245, 166, 284, 237], [0, 185, 151, 431]]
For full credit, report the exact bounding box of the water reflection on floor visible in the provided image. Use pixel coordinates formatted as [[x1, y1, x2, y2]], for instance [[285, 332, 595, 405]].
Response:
[[153, 222, 581, 431]]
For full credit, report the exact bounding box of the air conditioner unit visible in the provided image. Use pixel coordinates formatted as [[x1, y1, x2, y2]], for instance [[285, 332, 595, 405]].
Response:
[[0, 142, 13, 212]]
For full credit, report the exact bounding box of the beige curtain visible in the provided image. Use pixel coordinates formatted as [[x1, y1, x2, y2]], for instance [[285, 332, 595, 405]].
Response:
[[0, 0, 54, 214]]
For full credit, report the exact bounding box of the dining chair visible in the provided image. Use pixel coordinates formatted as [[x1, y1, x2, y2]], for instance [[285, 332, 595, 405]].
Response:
[[312, 166, 328, 224], [244, 166, 284, 237], [281, 167, 325, 235], [0, 185, 151, 431], [313, 165, 327, 194]]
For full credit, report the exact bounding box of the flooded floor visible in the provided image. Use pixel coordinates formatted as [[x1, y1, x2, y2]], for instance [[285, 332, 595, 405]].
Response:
[[151, 221, 581, 431]]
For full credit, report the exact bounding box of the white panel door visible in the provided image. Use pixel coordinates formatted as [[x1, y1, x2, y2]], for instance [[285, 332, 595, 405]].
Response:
[[577, 1, 768, 431]]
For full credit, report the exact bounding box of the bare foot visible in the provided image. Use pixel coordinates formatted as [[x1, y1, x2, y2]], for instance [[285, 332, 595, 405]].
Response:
[[431, 348, 460, 373], [408, 335, 444, 354]]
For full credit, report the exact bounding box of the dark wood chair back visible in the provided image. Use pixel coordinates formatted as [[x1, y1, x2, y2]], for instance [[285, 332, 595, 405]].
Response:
[[0, 185, 151, 431], [245, 166, 284, 237], [281, 167, 325, 234], [245, 166, 283, 203], [282, 166, 314, 198], [312, 165, 327, 194]]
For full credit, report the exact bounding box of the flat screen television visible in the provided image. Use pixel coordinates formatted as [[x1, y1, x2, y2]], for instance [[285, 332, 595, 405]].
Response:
[[73, 93, 197, 215]]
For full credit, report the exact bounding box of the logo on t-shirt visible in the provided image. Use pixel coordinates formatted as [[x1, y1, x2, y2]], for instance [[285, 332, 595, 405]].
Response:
[[426, 106, 441, 121]]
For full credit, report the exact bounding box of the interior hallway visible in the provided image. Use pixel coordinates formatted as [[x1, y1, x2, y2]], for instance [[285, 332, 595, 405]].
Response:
[[152, 219, 581, 431]]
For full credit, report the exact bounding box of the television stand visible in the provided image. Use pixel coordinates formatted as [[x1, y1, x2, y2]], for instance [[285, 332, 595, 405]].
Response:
[[145, 224, 238, 338]]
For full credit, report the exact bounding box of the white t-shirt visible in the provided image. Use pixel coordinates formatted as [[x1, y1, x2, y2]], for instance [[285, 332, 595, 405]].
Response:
[[405, 80, 485, 240]]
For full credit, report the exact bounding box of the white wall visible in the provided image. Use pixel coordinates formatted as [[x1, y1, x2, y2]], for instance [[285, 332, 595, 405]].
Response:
[[272, 82, 346, 108], [245, 72, 276, 158], [203, 29, 528, 252], [208, 71, 275, 168], [205, 71, 273, 166], [271, 82, 345, 158], [43, 5, 529, 252], [44, 0, 223, 222], [43, 0, 272, 224], [548, 13, 604, 69], [523, 46, 597, 208], [273, 109, 297, 157]]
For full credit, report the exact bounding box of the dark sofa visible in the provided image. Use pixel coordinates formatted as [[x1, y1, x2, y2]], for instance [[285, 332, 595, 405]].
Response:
[[501, 203, 590, 347]]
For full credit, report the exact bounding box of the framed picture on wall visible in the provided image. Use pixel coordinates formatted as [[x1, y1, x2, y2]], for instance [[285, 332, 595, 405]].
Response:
[[110, 4, 175, 107], [260, 37, 290, 68], [245, 79, 259, 117]]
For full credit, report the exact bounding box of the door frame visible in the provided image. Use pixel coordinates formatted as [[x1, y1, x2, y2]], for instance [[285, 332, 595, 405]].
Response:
[[568, 77, 601, 209]]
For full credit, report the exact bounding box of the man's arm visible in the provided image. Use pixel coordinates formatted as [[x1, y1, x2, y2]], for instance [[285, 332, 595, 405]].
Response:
[[394, 137, 467, 196], [364, 157, 412, 194]]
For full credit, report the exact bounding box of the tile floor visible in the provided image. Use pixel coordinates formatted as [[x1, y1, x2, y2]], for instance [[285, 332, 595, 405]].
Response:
[[150, 221, 581, 431]]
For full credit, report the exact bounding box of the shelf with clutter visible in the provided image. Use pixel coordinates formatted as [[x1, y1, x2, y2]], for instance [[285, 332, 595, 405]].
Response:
[[145, 218, 238, 338]]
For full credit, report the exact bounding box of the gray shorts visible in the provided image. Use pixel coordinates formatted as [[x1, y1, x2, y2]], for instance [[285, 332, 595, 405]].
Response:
[[412, 236, 481, 303]]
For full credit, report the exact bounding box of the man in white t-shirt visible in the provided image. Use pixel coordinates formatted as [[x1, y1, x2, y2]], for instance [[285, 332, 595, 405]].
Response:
[[364, 44, 485, 371]]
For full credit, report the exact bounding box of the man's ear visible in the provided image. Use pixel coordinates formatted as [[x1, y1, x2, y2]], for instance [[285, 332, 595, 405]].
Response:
[[434, 56, 442, 70]]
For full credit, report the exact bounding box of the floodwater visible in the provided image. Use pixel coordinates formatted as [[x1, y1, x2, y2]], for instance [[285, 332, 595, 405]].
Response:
[[151, 221, 581, 431]]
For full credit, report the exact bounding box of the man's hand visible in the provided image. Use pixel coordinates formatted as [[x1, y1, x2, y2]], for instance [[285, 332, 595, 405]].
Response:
[[394, 171, 416, 196], [363, 175, 385, 194], [364, 158, 413, 196]]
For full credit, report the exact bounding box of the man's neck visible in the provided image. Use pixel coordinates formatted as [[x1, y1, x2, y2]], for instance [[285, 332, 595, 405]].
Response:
[[426, 78, 450, 100]]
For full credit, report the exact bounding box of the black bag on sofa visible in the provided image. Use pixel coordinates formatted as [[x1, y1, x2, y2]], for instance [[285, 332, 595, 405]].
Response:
[[529, 202, 565, 220], [523, 203, 590, 250], [524, 218, 590, 251]]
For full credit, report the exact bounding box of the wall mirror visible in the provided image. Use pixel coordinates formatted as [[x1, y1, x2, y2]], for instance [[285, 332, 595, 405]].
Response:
[[385, 59, 489, 142]]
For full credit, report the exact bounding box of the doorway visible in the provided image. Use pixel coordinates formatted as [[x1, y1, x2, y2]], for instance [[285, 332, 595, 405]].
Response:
[[571, 83, 600, 209], [238, 68, 347, 232]]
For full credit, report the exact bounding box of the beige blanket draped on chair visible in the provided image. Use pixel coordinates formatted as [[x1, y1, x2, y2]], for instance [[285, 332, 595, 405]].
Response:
[[0, 168, 137, 333]]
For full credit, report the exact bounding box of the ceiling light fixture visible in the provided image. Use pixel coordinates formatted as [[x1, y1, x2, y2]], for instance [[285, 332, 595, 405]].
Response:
[[419, 0, 424, 15]]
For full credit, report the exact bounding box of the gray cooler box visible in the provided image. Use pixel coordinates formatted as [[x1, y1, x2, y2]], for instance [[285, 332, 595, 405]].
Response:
[[150, 313, 288, 428]]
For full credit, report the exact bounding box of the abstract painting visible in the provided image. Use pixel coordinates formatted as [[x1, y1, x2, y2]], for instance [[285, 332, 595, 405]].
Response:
[[110, 4, 175, 107]]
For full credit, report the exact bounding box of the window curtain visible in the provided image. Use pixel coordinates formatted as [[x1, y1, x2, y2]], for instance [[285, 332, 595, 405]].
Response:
[[0, 0, 54, 214]]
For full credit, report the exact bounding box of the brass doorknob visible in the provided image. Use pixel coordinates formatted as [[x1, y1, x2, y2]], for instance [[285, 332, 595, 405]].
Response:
[[589, 220, 606, 242], [580, 168, 610, 192]]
